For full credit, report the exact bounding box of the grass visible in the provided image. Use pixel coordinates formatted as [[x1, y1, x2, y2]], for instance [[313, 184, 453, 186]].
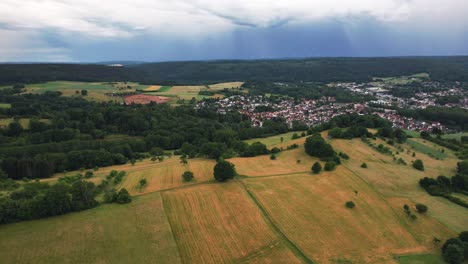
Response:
[[442, 132, 468, 141], [372, 73, 429, 85], [0, 103, 11, 109], [24, 81, 149, 102], [394, 253, 444, 264], [406, 139, 448, 159], [244, 131, 306, 147], [0, 192, 182, 264]]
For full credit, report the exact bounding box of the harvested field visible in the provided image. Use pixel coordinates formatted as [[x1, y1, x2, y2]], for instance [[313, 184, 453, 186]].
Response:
[[243, 168, 453, 263], [124, 94, 170, 104], [144, 85, 162, 91], [0, 193, 182, 264], [162, 182, 303, 264], [117, 159, 216, 195], [208, 82, 244, 90], [229, 147, 318, 177], [244, 131, 307, 148]]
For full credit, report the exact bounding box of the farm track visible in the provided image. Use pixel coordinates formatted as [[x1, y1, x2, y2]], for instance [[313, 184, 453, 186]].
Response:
[[236, 180, 315, 264]]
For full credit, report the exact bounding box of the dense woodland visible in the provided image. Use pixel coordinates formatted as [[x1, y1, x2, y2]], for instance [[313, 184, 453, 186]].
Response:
[[1, 56, 468, 85]]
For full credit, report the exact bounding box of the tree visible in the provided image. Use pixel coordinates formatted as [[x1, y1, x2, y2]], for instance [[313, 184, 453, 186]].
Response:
[[7, 122, 23, 137], [213, 160, 236, 182], [81, 89, 88, 96], [182, 171, 194, 182], [270, 154, 276, 160], [412, 159, 425, 171], [84, 171, 93, 178], [311, 162, 322, 174], [324, 161, 337, 171], [415, 203, 428, 213], [115, 188, 131, 204], [443, 244, 464, 264], [361, 163, 368, 168], [139, 178, 147, 188], [345, 201, 355, 208], [304, 133, 335, 158]]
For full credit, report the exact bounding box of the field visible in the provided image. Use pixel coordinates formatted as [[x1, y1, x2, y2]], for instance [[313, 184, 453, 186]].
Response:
[[0, 118, 50, 129], [0, 103, 11, 109], [244, 131, 306, 147], [163, 182, 303, 264], [123, 94, 170, 104], [23, 81, 149, 102], [406, 138, 448, 160], [372, 73, 429, 85], [2, 131, 467, 263], [146, 82, 244, 102], [442, 132, 468, 140], [0, 193, 182, 264]]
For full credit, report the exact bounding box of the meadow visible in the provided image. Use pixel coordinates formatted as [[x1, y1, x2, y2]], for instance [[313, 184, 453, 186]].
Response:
[[1, 130, 466, 263], [23, 81, 149, 102]]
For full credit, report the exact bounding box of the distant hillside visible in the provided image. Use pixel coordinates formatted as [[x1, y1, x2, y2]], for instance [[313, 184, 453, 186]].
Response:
[[132, 56, 468, 83], [1, 56, 468, 85]]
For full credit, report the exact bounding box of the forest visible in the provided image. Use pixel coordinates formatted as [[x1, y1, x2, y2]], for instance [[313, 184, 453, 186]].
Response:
[[1, 56, 468, 85]]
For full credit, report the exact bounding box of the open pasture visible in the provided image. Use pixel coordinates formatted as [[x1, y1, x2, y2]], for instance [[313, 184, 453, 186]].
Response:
[[0, 193, 182, 264], [162, 182, 303, 264], [244, 131, 307, 148], [208, 81, 244, 90]]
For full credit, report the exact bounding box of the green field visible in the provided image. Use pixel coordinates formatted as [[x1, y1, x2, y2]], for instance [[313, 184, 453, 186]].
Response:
[[0, 103, 11, 109], [394, 253, 444, 264], [244, 131, 306, 147], [158, 86, 172, 92], [406, 139, 448, 159], [442, 132, 468, 141], [1, 132, 466, 264], [24, 81, 149, 102], [372, 73, 429, 85]]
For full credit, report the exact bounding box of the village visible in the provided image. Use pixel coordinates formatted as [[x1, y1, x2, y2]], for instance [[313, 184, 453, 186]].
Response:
[[194, 79, 461, 132]]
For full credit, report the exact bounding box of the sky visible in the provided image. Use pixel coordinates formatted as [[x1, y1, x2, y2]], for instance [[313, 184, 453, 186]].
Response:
[[0, 0, 467, 62]]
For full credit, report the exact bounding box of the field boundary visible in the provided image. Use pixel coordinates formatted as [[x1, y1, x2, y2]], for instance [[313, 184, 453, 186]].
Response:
[[237, 180, 315, 264], [161, 193, 185, 264]]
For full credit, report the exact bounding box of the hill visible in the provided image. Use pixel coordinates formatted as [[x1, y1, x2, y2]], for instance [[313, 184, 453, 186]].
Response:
[[1, 131, 466, 264]]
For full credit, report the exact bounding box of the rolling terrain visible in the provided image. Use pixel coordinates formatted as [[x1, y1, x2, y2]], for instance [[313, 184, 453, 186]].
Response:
[[0, 131, 466, 264]]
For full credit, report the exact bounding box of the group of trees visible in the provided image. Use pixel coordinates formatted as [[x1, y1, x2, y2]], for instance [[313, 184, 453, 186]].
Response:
[[441, 232, 468, 264], [419, 163, 468, 208], [0, 87, 296, 180], [305, 133, 341, 171], [0, 180, 98, 224]]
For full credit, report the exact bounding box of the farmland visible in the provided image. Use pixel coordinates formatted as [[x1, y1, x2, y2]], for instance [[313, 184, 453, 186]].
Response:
[[1, 131, 467, 264], [146, 82, 245, 102], [22, 81, 149, 102]]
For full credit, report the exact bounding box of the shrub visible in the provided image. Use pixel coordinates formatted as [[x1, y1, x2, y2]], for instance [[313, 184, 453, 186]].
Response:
[[339, 152, 350, 160], [412, 159, 425, 171], [324, 161, 337, 171], [361, 163, 368, 168], [415, 203, 428, 213], [311, 162, 322, 174], [270, 154, 276, 160], [139, 178, 148, 188], [182, 171, 194, 182], [345, 201, 355, 208], [271, 147, 281, 153], [84, 171, 93, 178]]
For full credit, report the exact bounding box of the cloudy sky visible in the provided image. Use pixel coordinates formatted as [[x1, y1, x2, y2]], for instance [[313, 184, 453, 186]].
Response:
[[0, 0, 467, 62]]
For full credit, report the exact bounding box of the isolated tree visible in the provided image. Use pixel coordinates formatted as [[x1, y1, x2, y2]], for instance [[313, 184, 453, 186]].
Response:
[[345, 201, 355, 209], [311, 162, 322, 174], [115, 188, 131, 204], [361, 163, 368, 168], [182, 171, 194, 182], [412, 159, 425, 171], [213, 160, 236, 182], [270, 154, 276, 160], [81, 89, 88, 96], [415, 203, 428, 213], [139, 178, 147, 188]]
